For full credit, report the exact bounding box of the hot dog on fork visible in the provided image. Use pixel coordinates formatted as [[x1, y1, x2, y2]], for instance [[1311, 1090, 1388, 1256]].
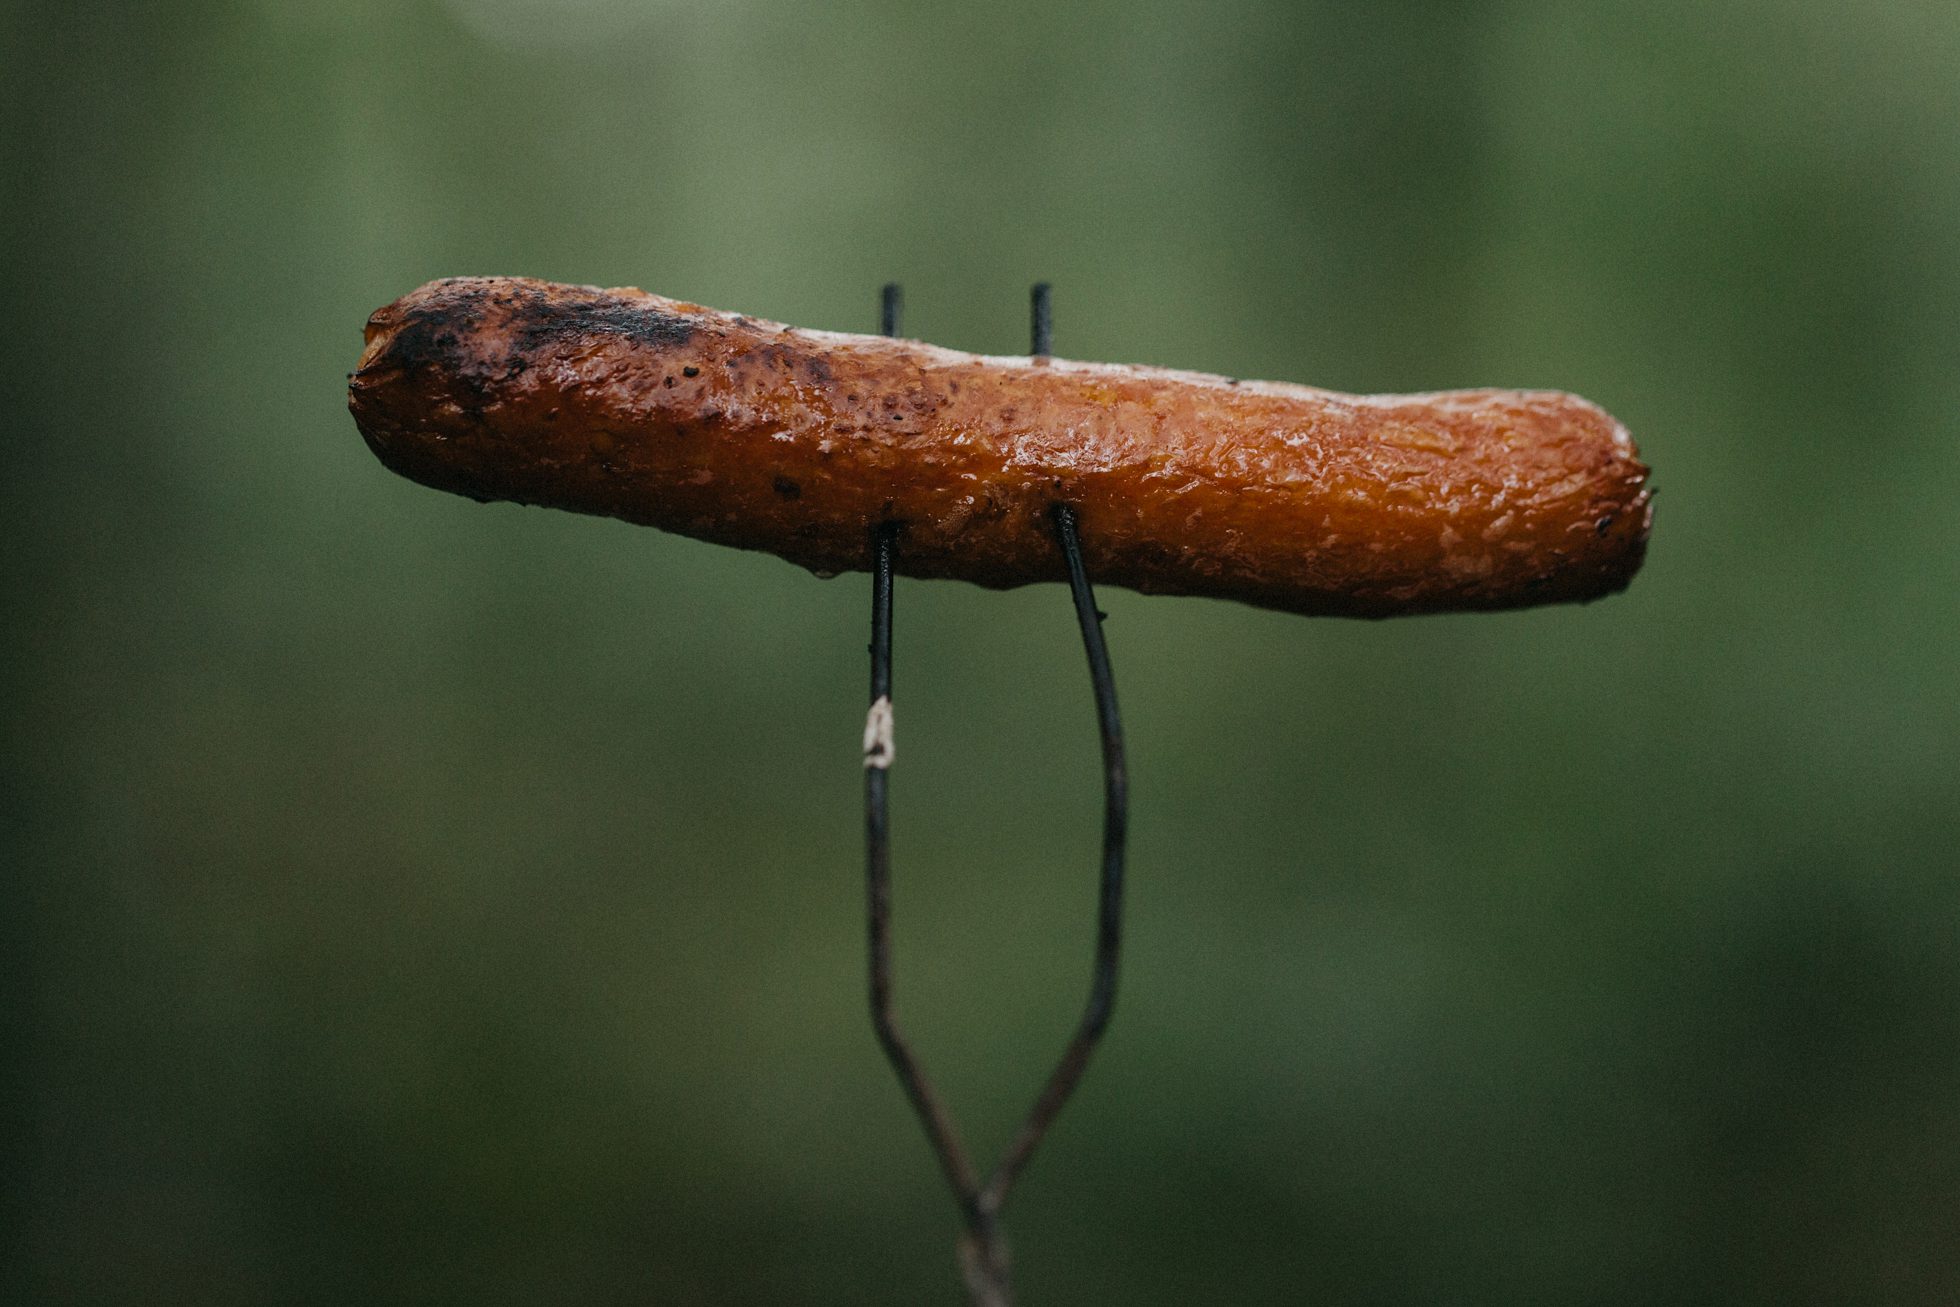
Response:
[[348, 277, 1650, 618]]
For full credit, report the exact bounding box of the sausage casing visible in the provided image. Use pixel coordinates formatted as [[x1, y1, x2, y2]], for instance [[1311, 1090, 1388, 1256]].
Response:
[[348, 277, 1651, 618]]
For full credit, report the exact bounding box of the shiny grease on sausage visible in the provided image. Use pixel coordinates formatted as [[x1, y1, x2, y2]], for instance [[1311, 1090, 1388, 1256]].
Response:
[[348, 277, 1650, 618]]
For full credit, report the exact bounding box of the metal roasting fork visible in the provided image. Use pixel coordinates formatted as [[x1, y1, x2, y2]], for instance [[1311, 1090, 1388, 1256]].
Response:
[[862, 283, 1129, 1307]]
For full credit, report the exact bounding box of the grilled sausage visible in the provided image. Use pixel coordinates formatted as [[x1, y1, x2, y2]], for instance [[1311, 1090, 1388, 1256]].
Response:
[[348, 277, 1650, 618]]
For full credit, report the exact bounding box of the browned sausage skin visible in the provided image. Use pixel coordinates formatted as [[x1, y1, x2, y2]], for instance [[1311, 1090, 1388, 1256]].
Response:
[[348, 277, 1650, 618]]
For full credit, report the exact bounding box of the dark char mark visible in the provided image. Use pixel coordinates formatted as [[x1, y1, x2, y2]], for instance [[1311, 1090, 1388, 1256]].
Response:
[[377, 301, 483, 379], [511, 291, 697, 355], [367, 283, 698, 414]]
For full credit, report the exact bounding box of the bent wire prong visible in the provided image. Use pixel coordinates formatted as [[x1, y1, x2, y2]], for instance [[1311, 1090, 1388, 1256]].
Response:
[[862, 282, 1129, 1307]]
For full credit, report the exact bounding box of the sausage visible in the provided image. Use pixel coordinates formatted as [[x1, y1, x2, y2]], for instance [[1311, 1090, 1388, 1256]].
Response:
[[348, 277, 1651, 618]]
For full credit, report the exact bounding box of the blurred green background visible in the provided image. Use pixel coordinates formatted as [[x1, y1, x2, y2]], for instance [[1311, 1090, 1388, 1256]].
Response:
[[7, 0, 1959, 1302]]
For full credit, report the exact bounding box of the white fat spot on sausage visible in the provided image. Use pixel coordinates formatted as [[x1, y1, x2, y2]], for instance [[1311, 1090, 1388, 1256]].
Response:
[[936, 496, 976, 535], [1481, 512, 1514, 541], [1439, 526, 1462, 548], [1443, 553, 1495, 580]]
